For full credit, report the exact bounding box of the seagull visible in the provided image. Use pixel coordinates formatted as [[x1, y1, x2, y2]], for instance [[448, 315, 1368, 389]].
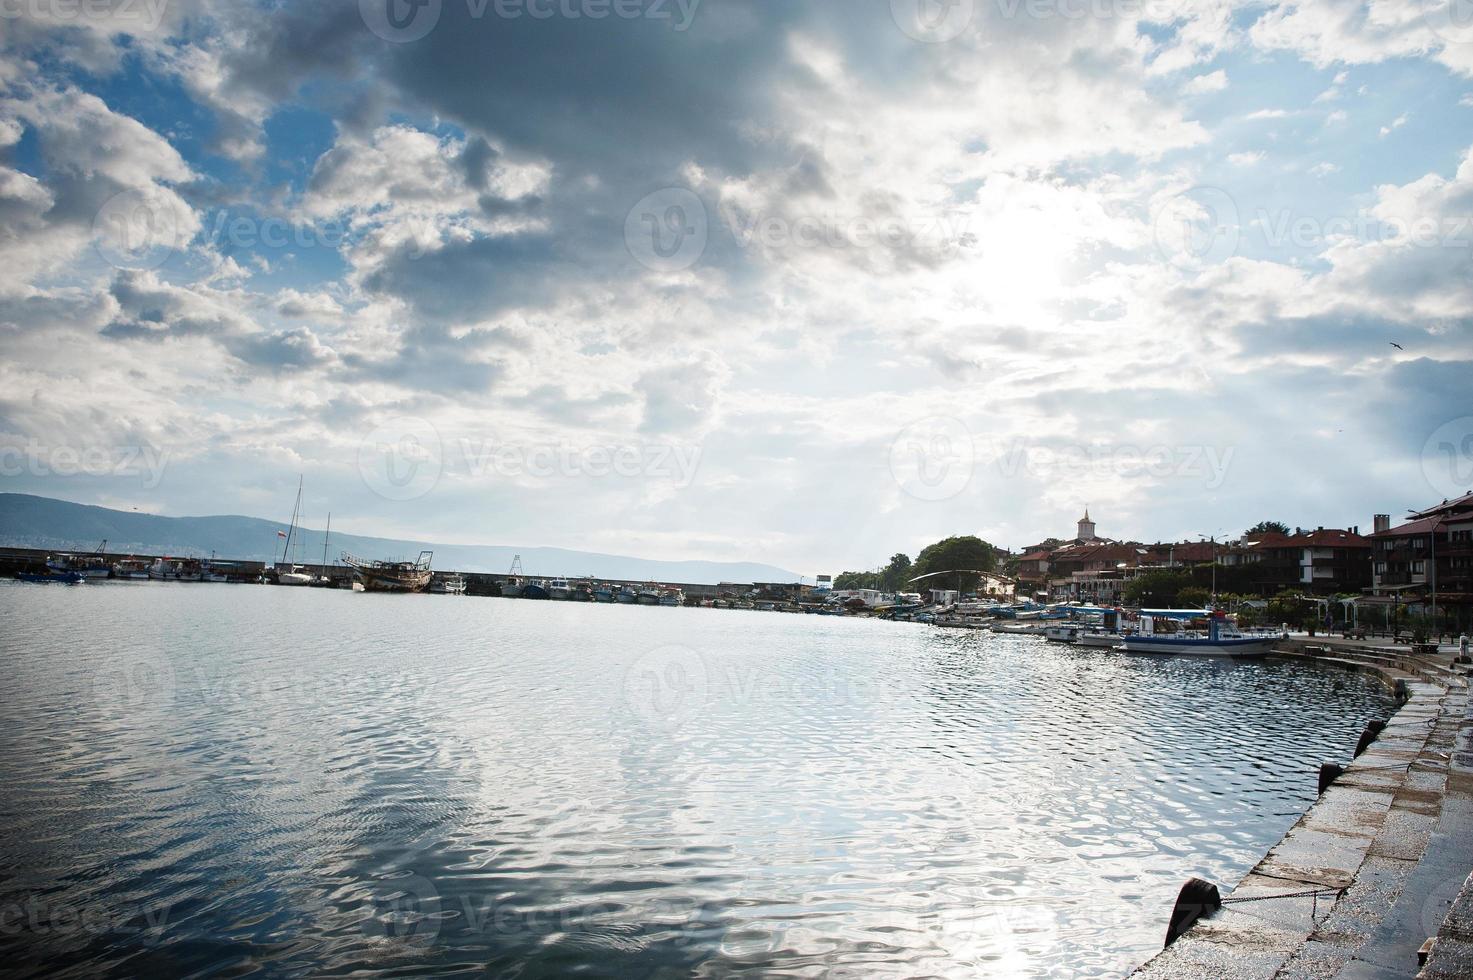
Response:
[[1390, 342, 1404, 351]]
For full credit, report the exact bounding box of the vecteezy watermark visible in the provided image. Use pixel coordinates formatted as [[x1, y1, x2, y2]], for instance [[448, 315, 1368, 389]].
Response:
[[358, 417, 445, 503], [93, 189, 186, 271], [994, 439, 1236, 489], [890, 0, 976, 43], [625, 187, 709, 273], [1428, 0, 1473, 46], [356, 418, 705, 502], [720, 203, 971, 259], [359, 872, 443, 947], [0, 895, 174, 942], [205, 210, 350, 253], [360, 0, 701, 42], [1252, 209, 1473, 251], [890, 417, 976, 502], [0, 0, 170, 30], [91, 649, 178, 714], [0, 441, 170, 489], [460, 439, 703, 485], [1422, 417, 1473, 500], [1153, 186, 1240, 265], [622, 646, 709, 729]]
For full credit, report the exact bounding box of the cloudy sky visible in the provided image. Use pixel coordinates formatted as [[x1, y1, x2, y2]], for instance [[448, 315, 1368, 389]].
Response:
[[1, 0, 1471, 576]]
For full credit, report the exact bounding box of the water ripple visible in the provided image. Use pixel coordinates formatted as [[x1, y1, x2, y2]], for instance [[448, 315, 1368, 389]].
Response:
[[0, 582, 1390, 977]]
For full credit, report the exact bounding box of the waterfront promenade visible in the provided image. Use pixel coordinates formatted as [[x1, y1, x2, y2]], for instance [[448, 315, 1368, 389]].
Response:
[[1136, 638, 1473, 979]]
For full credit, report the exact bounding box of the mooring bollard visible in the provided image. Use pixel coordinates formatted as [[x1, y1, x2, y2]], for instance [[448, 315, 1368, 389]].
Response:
[[1354, 720, 1387, 758], [1165, 877, 1222, 948], [1318, 762, 1346, 795]]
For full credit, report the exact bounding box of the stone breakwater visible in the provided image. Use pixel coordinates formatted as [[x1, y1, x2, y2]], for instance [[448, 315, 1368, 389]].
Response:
[[1134, 639, 1473, 980]]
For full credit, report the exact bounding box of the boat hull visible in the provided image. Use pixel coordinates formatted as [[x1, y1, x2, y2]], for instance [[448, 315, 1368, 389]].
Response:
[[1118, 636, 1277, 658], [19, 571, 84, 584], [354, 569, 432, 593]]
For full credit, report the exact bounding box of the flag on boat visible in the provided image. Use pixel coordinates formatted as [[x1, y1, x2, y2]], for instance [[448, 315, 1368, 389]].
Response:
[[277, 531, 287, 538]]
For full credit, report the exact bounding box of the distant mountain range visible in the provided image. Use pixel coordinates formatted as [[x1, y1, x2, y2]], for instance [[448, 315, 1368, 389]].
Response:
[[0, 494, 803, 585]]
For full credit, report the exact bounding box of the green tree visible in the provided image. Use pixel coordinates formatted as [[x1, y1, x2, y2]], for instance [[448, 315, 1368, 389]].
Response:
[[912, 536, 997, 593], [1123, 569, 1192, 607], [879, 553, 914, 593], [1245, 521, 1290, 537], [1178, 586, 1213, 609], [833, 570, 880, 591]]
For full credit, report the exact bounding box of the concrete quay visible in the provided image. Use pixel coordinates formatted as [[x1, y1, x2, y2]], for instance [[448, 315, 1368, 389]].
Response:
[[1134, 639, 1473, 979]]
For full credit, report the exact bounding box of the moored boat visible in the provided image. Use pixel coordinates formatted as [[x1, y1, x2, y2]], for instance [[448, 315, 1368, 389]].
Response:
[[18, 570, 84, 584], [548, 578, 573, 601], [1075, 632, 1125, 649], [343, 551, 434, 594], [1118, 614, 1282, 658], [111, 558, 151, 580], [46, 544, 111, 580], [431, 573, 468, 595], [275, 565, 315, 586]]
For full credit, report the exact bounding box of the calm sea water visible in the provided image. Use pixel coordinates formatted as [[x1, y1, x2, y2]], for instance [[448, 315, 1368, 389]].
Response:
[[0, 581, 1390, 978]]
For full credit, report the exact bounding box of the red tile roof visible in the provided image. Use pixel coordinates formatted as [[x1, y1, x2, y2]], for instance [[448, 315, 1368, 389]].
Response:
[[1410, 491, 1473, 519], [1374, 516, 1441, 537], [1275, 528, 1371, 548]]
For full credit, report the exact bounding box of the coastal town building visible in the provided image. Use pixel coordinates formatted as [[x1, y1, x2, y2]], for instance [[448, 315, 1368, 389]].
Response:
[[1368, 492, 1473, 625], [1237, 527, 1373, 596]]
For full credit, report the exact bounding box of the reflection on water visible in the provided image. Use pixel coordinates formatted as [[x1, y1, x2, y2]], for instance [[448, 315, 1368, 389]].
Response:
[[0, 582, 1390, 978]]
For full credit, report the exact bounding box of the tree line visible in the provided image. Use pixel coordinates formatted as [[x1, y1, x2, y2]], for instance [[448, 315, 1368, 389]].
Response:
[[834, 536, 998, 594]]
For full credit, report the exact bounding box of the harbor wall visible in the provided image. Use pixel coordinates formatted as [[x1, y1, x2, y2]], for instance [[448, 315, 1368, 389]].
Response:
[[1134, 639, 1472, 978]]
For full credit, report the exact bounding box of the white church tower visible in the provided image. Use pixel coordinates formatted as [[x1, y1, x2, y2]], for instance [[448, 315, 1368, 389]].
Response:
[[1077, 509, 1097, 542]]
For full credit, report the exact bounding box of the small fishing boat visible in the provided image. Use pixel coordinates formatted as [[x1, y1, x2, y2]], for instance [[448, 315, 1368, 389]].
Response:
[[111, 558, 151, 580], [46, 541, 111, 580], [18, 570, 84, 584], [344, 551, 434, 594], [150, 558, 203, 581], [521, 581, 550, 601], [432, 574, 468, 595], [615, 586, 637, 604], [636, 586, 662, 606], [1044, 625, 1082, 643], [659, 589, 684, 607], [1075, 632, 1125, 649], [992, 622, 1047, 636], [592, 585, 615, 603], [548, 578, 573, 601]]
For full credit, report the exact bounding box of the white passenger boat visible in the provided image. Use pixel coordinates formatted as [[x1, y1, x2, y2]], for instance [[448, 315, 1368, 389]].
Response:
[[548, 578, 573, 600], [1118, 614, 1283, 659], [1044, 625, 1082, 643]]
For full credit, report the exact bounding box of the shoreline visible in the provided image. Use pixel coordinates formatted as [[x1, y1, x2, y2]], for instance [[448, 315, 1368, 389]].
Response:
[[1134, 639, 1472, 979]]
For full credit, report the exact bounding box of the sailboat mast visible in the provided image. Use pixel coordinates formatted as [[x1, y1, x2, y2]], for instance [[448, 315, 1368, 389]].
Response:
[[322, 513, 331, 569], [281, 476, 302, 564]]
